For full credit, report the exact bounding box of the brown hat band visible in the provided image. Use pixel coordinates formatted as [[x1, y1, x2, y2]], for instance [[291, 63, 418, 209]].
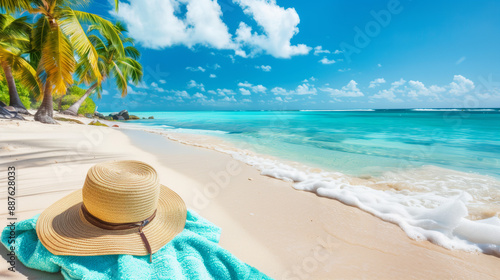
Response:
[[81, 204, 157, 262]]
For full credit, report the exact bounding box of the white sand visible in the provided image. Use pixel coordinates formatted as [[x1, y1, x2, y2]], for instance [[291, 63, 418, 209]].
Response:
[[1, 115, 500, 279]]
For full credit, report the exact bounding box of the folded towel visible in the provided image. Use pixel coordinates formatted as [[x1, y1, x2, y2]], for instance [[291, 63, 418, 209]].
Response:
[[2, 210, 273, 280]]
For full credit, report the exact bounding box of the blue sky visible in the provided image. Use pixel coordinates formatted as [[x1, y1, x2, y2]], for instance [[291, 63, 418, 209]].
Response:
[[89, 0, 500, 112]]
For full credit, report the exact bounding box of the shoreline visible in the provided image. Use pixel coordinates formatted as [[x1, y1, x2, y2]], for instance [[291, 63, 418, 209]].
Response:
[[120, 118, 500, 256], [1, 117, 500, 279]]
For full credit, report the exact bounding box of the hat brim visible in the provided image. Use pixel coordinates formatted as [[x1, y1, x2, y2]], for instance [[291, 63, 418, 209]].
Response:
[[36, 185, 187, 256]]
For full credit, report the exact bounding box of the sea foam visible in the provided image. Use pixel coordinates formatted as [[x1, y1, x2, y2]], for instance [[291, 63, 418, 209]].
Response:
[[225, 150, 500, 256]]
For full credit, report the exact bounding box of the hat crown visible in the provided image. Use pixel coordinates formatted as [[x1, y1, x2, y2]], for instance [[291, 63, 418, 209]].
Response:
[[82, 160, 160, 223]]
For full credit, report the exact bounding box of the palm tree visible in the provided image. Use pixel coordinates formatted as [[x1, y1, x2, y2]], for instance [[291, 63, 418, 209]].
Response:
[[1, 0, 125, 124], [63, 22, 142, 116], [0, 14, 40, 114]]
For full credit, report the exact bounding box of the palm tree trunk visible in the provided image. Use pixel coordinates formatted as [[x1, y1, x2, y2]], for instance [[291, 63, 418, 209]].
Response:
[[62, 83, 97, 116], [34, 82, 57, 124], [1, 62, 29, 114]]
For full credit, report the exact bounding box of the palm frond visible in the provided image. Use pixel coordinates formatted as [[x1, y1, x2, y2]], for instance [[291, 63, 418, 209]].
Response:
[[0, 46, 42, 99], [124, 46, 140, 60], [114, 21, 127, 33], [32, 16, 50, 53], [0, 14, 32, 52], [118, 57, 143, 84], [71, 10, 125, 58], [56, 0, 91, 9], [111, 60, 127, 97], [59, 7, 102, 84], [122, 37, 134, 45], [74, 60, 93, 85], [88, 34, 107, 53], [13, 54, 43, 99], [95, 83, 102, 99], [37, 24, 75, 97], [0, 0, 32, 12]]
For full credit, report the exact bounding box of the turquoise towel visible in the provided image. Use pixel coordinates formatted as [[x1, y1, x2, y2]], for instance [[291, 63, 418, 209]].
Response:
[[1, 210, 273, 280]]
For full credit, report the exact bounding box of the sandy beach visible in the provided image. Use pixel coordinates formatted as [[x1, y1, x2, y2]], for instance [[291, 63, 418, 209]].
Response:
[[1, 115, 500, 279]]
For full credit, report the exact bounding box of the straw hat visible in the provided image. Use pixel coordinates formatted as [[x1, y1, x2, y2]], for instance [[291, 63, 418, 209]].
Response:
[[36, 160, 187, 260]]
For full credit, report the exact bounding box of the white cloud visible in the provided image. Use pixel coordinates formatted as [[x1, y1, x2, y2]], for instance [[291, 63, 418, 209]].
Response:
[[102, 89, 109, 95], [391, 78, 406, 88], [449, 75, 475, 95], [302, 76, 317, 83], [210, 63, 221, 70], [186, 66, 206, 72], [113, 0, 309, 59], [112, 0, 234, 50], [215, 88, 236, 96], [369, 78, 386, 88], [239, 88, 252, 95], [370, 78, 452, 102], [174, 90, 190, 99], [377, 63, 382, 67], [238, 81, 252, 88], [238, 81, 267, 93], [320, 80, 364, 97], [367, 75, 476, 102], [372, 89, 402, 102], [242, 98, 252, 103], [234, 0, 311, 58], [338, 68, 351, 72], [187, 80, 205, 91], [135, 81, 149, 89], [193, 92, 207, 99], [275, 96, 283, 102], [271, 87, 287, 95], [314, 46, 330, 55], [221, 96, 237, 102], [371, 78, 405, 102], [430, 85, 447, 94], [319, 57, 335, 65], [159, 80, 166, 84], [272, 83, 317, 96], [334, 50, 343, 54], [252, 84, 267, 93], [256, 65, 272, 72], [407, 80, 445, 99], [150, 82, 165, 92], [295, 84, 317, 95], [127, 86, 147, 96], [210, 74, 217, 78]]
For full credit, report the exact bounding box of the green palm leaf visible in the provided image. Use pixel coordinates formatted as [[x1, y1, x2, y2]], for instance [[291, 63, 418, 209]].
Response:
[[59, 8, 102, 84], [71, 10, 125, 58], [0, 0, 32, 12], [124, 46, 140, 60], [116, 57, 142, 84], [111, 60, 128, 97], [0, 46, 42, 99], [37, 24, 75, 97]]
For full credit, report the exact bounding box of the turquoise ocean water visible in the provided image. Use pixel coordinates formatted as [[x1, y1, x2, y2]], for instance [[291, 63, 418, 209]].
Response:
[[117, 109, 500, 254], [126, 109, 500, 179]]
